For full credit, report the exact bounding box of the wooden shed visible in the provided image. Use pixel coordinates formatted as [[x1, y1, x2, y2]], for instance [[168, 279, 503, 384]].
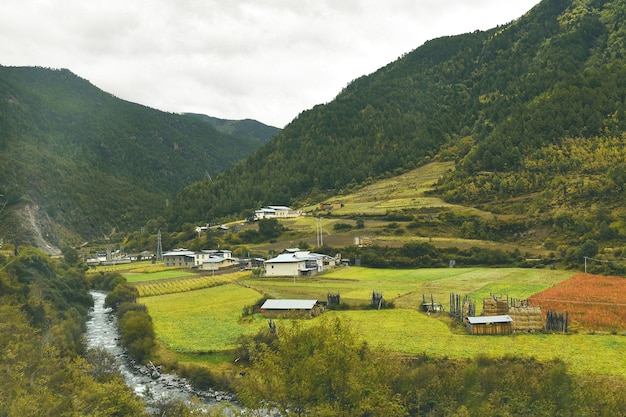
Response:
[[466, 315, 513, 335], [260, 299, 322, 318]]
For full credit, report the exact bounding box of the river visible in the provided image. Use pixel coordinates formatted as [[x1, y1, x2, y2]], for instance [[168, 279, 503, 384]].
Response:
[[84, 291, 237, 413]]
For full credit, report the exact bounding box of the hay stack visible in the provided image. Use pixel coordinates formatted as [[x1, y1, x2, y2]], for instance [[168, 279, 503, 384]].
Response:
[[509, 305, 544, 332], [483, 295, 509, 316]]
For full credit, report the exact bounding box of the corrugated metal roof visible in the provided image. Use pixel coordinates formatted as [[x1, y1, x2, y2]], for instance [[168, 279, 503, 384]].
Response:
[[162, 250, 195, 257], [467, 315, 513, 324], [261, 299, 317, 310], [265, 251, 327, 264]]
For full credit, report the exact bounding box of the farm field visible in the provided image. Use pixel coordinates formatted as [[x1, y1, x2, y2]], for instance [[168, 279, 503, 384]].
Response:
[[124, 269, 196, 283], [134, 267, 626, 377], [87, 260, 182, 274], [322, 309, 626, 376], [141, 284, 265, 352], [530, 273, 626, 332], [245, 267, 574, 309], [139, 267, 626, 376], [132, 271, 248, 297]]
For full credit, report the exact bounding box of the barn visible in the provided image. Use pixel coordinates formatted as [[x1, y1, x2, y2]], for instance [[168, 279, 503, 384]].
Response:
[[466, 315, 513, 335]]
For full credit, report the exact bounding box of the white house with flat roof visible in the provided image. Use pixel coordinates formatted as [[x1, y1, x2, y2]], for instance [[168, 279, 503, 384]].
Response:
[[162, 249, 196, 268], [254, 205, 301, 220], [163, 248, 235, 269], [264, 249, 338, 277]]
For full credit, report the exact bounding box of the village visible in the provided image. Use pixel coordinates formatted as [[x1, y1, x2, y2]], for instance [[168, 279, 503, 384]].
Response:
[[87, 204, 569, 337]]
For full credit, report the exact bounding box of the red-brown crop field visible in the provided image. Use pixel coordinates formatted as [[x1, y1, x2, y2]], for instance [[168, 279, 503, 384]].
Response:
[[529, 273, 626, 332]]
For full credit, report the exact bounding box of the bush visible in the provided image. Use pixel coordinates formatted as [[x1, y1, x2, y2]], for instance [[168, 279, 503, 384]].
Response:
[[179, 364, 229, 391], [105, 282, 138, 310], [119, 310, 155, 363], [333, 222, 353, 231]]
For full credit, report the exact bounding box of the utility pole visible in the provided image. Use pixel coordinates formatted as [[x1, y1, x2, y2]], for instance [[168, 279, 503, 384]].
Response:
[[317, 217, 323, 247], [156, 230, 163, 261]]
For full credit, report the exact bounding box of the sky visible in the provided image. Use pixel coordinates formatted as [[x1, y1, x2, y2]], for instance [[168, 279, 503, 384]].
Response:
[[1, 0, 541, 128]]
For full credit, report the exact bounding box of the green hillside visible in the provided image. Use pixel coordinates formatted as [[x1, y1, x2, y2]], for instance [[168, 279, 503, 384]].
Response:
[[0, 66, 267, 250], [168, 0, 626, 256], [186, 113, 280, 145]]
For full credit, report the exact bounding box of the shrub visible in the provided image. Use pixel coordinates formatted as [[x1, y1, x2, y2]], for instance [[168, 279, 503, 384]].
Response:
[[333, 223, 353, 231], [119, 310, 155, 363]]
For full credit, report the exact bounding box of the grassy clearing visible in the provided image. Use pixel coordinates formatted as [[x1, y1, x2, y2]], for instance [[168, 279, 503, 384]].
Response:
[[300, 161, 493, 220], [250, 161, 542, 253]]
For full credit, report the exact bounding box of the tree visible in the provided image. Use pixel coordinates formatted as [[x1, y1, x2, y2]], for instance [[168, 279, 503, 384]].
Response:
[[258, 218, 284, 239], [607, 163, 626, 191], [62, 245, 79, 265], [576, 239, 599, 261], [235, 317, 405, 416]]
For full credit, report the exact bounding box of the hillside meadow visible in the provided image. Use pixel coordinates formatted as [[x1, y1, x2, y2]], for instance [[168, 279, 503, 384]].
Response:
[[250, 161, 550, 255], [136, 266, 626, 377]]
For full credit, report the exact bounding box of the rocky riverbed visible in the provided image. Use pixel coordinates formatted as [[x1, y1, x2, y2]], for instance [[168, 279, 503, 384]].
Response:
[[85, 291, 237, 411]]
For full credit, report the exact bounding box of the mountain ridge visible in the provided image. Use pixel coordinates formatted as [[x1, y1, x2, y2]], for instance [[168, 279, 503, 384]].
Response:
[[0, 65, 275, 251], [185, 113, 280, 145]]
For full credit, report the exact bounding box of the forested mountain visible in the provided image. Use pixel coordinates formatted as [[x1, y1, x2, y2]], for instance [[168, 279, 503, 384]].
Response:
[[186, 113, 280, 145], [0, 66, 268, 251], [168, 0, 626, 240]]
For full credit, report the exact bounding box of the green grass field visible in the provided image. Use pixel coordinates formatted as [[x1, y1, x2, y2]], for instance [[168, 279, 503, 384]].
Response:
[[244, 267, 574, 308], [141, 284, 266, 352], [138, 266, 626, 377]]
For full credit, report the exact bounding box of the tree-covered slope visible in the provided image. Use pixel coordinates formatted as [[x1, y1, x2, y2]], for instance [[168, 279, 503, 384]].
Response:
[[186, 113, 280, 145], [0, 66, 264, 248], [168, 0, 626, 227]]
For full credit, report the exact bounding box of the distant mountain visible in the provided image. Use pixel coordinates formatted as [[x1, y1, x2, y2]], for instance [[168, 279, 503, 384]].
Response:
[[186, 114, 280, 145], [0, 66, 265, 251], [168, 0, 626, 251]]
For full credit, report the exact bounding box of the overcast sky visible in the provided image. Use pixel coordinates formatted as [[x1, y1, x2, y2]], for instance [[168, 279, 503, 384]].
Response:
[[1, 0, 540, 128]]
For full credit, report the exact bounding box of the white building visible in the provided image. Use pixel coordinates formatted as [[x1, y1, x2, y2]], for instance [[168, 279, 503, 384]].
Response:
[[198, 255, 239, 272], [264, 249, 338, 277], [162, 249, 196, 268], [162, 248, 239, 271], [254, 205, 301, 220]]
